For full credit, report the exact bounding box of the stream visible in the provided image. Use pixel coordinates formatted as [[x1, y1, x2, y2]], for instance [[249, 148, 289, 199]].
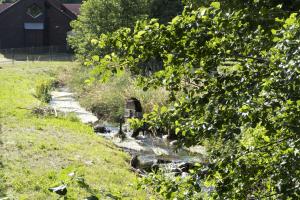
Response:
[[50, 87, 207, 173]]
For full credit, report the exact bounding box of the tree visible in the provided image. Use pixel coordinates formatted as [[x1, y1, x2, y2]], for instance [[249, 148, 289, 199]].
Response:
[[149, 0, 183, 24], [68, 0, 150, 61], [85, 0, 300, 198]]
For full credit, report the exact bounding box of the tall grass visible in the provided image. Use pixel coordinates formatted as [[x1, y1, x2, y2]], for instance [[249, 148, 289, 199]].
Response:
[[60, 65, 168, 123], [35, 78, 55, 103]]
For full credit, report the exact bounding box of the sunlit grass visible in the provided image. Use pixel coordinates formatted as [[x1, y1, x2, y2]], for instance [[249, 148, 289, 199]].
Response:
[[0, 62, 150, 199]]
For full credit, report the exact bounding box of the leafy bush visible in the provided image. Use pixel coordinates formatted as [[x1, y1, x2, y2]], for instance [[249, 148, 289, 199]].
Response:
[[139, 169, 206, 200], [68, 0, 150, 61], [83, 1, 300, 199], [127, 117, 144, 130], [35, 79, 55, 103]]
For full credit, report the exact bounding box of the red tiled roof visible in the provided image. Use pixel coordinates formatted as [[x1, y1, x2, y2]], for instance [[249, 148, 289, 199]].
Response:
[[63, 4, 80, 16], [0, 3, 12, 13]]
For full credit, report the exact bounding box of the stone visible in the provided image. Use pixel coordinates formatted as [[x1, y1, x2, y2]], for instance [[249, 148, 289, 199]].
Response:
[[152, 147, 170, 156], [169, 140, 179, 146], [113, 139, 146, 152], [157, 159, 172, 164], [68, 172, 75, 177], [85, 196, 99, 200], [130, 155, 139, 169], [48, 185, 67, 196], [131, 128, 141, 138], [84, 160, 94, 166], [187, 145, 207, 155], [162, 135, 169, 140], [93, 125, 109, 133], [178, 162, 194, 173], [132, 155, 159, 172], [181, 172, 189, 178]]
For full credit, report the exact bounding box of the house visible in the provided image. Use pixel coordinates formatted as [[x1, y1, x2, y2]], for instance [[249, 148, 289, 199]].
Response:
[[0, 0, 80, 49]]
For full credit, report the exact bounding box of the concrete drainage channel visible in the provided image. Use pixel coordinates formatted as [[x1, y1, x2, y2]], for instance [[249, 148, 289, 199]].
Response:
[[50, 87, 207, 176], [50, 87, 98, 124]]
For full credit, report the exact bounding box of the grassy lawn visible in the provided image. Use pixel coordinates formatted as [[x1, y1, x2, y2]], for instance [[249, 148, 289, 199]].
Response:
[[0, 62, 149, 199]]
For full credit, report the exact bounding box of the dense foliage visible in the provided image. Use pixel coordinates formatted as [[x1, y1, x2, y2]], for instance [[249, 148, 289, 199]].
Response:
[[149, 0, 183, 24], [79, 0, 300, 199], [0, 0, 82, 2], [68, 0, 188, 61], [85, 2, 300, 199], [68, 0, 150, 61], [63, 66, 168, 123]]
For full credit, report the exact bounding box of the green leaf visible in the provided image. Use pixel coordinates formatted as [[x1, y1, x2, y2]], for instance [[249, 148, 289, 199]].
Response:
[[84, 79, 91, 84], [273, 37, 281, 42], [135, 30, 146, 40], [199, 7, 207, 16], [160, 106, 168, 113], [92, 55, 100, 62], [284, 13, 298, 27], [116, 40, 122, 48], [262, 135, 270, 143], [194, 163, 201, 167], [98, 40, 105, 48], [166, 54, 174, 63], [171, 16, 180, 24], [210, 2, 221, 9], [275, 17, 284, 23], [91, 39, 98, 45]]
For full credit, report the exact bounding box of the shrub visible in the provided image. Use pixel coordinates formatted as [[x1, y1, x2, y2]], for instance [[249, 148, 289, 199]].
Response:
[[66, 66, 168, 123], [81, 1, 300, 198], [35, 79, 55, 103]]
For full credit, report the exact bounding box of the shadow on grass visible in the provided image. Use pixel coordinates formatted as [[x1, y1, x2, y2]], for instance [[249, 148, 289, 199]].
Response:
[[0, 46, 74, 63], [77, 178, 123, 200], [0, 161, 7, 198], [0, 53, 74, 63]]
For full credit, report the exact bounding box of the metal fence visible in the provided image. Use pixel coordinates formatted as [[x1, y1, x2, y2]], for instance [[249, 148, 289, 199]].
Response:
[[0, 46, 75, 64]]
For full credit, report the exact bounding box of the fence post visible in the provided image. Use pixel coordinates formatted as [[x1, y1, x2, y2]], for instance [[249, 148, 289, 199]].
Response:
[[31, 47, 34, 61], [49, 46, 53, 61], [12, 48, 14, 65]]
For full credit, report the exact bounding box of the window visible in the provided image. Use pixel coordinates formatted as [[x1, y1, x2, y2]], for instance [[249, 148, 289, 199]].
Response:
[[27, 4, 42, 18], [24, 23, 44, 30]]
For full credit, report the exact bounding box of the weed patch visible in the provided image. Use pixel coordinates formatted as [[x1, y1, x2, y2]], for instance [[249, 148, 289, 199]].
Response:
[[34, 78, 55, 103], [64, 66, 168, 123]]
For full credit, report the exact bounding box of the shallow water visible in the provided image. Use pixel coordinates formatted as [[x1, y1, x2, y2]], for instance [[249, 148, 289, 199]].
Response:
[[98, 126, 206, 166], [50, 87, 206, 169]]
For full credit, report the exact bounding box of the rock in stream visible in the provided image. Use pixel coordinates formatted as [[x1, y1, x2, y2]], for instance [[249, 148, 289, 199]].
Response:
[[50, 87, 207, 174]]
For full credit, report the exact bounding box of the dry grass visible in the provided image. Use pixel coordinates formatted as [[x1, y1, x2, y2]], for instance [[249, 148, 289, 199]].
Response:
[[58, 65, 169, 123]]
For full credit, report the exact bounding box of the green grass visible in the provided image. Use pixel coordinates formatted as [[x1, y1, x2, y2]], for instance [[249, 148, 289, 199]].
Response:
[[0, 61, 151, 199], [58, 64, 169, 123]]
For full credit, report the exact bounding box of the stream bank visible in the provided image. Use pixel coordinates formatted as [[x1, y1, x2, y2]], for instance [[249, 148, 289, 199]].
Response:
[[50, 87, 207, 174]]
